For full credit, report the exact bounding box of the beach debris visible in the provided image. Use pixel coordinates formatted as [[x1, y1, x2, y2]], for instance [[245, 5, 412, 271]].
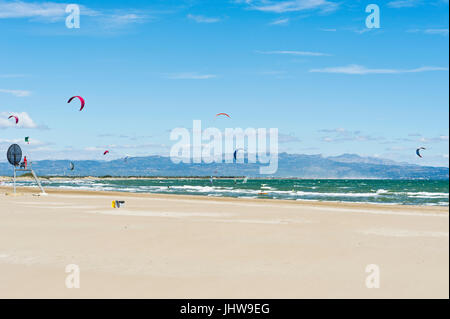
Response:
[[8, 115, 19, 124], [67, 96, 85, 111], [216, 112, 231, 118], [416, 147, 426, 158], [112, 200, 125, 208]]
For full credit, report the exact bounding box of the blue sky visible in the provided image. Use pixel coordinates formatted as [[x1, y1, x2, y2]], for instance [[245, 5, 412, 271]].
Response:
[[0, 0, 448, 166]]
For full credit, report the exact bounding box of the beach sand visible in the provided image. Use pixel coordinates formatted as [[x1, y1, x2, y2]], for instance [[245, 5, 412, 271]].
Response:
[[0, 186, 448, 298]]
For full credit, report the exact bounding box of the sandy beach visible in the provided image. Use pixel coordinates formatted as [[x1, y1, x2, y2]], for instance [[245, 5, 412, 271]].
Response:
[[0, 186, 448, 299]]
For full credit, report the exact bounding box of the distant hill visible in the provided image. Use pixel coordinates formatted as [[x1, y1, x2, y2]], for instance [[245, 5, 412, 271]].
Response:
[[0, 153, 448, 179], [327, 153, 411, 166]]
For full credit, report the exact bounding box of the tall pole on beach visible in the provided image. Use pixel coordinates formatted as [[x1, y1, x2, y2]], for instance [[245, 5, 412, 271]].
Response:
[[13, 167, 16, 194]]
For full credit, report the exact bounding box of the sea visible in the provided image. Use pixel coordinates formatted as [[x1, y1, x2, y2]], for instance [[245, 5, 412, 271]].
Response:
[[3, 178, 449, 206]]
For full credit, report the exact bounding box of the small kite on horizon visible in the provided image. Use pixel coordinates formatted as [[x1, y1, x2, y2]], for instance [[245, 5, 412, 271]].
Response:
[[416, 147, 426, 158], [233, 148, 244, 161]]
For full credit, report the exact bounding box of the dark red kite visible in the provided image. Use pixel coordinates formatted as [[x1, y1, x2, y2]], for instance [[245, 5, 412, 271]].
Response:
[[68, 96, 85, 111], [8, 115, 19, 124]]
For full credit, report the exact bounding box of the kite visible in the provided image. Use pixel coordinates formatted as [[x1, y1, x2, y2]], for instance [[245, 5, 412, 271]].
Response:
[[233, 148, 244, 161], [25, 137, 29, 144], [216, 113, 231, 118], [416, 147, 426, 158], [67, 96, 85, 111], [8, 115, 18, 124], [103, 150, 110, 155]]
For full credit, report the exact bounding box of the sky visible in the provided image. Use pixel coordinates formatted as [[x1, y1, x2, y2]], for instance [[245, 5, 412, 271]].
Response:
[[0, 0, 449, 167]]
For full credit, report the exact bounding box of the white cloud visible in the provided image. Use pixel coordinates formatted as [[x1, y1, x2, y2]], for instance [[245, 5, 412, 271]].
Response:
[[187, 14, 220, 23], [95, 12, 149, 30], [278, 133, 301, 143], [0, 137, 47, 146], [0, 89, 31, 97], [424, 28, 449, 36], [257, 50, 331, 56], [318, 128, 384, 143], [408, 28, 449, 36], [269, 18, 289, 25], [0, 1, 147, 29], [85, 146, 104, 152], [0, 1, 98, 20], [0, 74, 28, 78], [353, 28, 375, 34], [419, 135, 449, 143], [165, 72, 217, 80], [319, 128, 349, 134], [309, 64, 449, 74], [242, 0, 339, 13], [387, 0, 421, 8], [107, 13, 146, 25], [0, 1, 66, 19], [0, 112, 38, 129]]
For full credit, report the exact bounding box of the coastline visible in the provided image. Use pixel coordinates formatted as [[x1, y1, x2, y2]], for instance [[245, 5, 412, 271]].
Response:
[[2, 175, 449, 181], [1, 185, 449, 212]]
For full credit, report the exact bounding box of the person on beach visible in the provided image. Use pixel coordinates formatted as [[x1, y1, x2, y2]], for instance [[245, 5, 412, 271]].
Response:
[[19, 156, 27, 169]]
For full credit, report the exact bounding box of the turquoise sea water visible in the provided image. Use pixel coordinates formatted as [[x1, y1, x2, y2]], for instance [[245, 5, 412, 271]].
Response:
[[4, 178, 449, 206]]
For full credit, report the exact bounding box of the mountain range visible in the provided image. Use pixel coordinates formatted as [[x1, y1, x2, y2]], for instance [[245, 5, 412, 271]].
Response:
[[0, 153, 448, 179]]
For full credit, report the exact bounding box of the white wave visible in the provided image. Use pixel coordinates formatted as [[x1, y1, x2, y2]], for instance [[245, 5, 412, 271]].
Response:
[[405, 192, 449, 198], [295, 191, 380, 197]]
